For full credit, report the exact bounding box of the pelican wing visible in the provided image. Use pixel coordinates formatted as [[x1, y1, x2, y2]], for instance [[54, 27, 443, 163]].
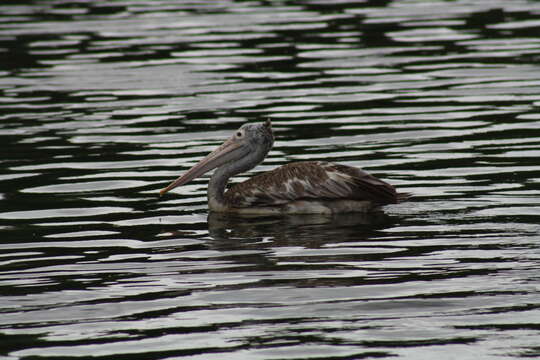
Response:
[[224, 161, 398, 208]]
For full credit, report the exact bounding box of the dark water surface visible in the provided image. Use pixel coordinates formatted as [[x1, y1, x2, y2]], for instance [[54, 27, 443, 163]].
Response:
[[1, 1, 540, 359]]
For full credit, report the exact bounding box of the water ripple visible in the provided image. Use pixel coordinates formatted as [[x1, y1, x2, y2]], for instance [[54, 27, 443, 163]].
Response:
[[1, 0, 540, 359]]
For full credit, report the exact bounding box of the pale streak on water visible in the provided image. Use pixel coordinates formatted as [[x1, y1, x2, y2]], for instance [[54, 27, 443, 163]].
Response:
[[1, 1, 540, 359]]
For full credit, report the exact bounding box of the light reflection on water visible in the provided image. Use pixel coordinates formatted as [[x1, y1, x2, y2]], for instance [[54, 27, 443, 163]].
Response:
[[1, 0, 540, 359]]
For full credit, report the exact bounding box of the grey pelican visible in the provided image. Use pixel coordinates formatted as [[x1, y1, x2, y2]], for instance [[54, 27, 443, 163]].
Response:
[[160, 120, 406, 214]]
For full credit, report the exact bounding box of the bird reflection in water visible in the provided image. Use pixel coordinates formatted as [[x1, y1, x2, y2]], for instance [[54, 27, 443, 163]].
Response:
[[206, 211, 394, 245]]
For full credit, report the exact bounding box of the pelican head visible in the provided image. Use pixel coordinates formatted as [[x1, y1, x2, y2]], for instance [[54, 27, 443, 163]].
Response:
[[160, 119, 274, 196]]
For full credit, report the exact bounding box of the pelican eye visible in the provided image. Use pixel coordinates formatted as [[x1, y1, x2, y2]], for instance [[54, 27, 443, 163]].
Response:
[[236, 131, 244, 138]]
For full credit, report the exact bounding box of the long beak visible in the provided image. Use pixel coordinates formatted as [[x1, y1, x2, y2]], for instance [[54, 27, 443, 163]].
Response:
[[159, 138, 242, 196]]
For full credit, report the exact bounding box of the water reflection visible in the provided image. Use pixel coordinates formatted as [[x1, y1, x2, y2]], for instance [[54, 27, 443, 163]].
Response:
[[207, 211, 394, 243], [1, 0, 540, 359]]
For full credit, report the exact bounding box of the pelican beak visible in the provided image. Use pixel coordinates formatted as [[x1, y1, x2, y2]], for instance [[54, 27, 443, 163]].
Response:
[[159, 137, 243, 196]]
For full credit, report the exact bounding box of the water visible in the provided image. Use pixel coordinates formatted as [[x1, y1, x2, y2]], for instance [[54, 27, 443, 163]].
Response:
[[1, 0, 540, 359]]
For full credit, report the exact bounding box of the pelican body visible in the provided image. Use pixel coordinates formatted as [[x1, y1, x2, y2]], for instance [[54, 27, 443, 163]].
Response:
[[160, 120, 404, 215]]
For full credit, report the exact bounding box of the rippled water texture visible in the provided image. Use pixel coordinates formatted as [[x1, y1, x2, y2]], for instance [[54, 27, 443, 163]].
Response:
[[1, 1, 540, 359]]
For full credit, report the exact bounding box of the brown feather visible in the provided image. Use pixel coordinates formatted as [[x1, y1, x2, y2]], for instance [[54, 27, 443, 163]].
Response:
[[224, 161, 398, 208]]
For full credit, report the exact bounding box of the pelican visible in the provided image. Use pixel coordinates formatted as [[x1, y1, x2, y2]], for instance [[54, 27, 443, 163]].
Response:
[[160, 120, 406, 215]]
